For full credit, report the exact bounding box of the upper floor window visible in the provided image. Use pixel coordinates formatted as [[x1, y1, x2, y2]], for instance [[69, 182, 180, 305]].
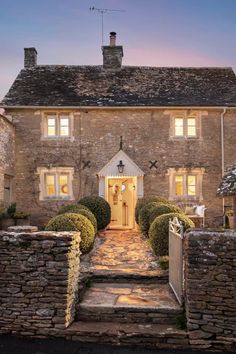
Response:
[[174, 116, 197, 138], [168, 168, 205, 201], [43, 113, 73, 138], [37, 167, 74, 201], [166, 110, 203, 139]]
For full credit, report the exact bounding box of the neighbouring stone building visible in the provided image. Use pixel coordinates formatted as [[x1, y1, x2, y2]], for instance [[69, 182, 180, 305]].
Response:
[[1, 32, 236, 228], [0, 114, 15, 207]]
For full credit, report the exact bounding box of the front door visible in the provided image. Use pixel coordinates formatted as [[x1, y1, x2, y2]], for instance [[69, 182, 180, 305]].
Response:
[[108, 177, 135, 229]]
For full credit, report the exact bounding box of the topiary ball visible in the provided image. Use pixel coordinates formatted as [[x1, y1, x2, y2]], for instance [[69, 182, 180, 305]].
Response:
[[78, 196, 111, 230], [135, 196, 170, 225], [138, 202, 161, 236], [149, 203, 182, 226], [57, 203, 90, 215], [149, 212, 194, 256], [45, 213, 95, 254], [73, 209, 97, 234]]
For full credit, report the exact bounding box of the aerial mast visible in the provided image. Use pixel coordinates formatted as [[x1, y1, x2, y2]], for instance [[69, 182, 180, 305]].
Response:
[[89, 6, 125, 46]]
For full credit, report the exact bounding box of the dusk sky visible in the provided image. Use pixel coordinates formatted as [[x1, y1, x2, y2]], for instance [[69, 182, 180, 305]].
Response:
[[1, 0, 236, 100]]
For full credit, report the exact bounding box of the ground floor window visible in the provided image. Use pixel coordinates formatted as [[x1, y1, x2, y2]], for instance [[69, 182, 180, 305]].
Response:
[[37, 167, 74, 201], [168, 168, 204, 201]]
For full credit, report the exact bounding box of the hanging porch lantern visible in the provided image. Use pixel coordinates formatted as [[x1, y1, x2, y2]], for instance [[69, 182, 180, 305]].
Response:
[[117, 160, 125, 174]]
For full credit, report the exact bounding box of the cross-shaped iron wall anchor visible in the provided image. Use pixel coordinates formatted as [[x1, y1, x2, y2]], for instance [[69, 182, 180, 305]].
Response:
[[149, 160, 158, 169], [82, 160, 91, 169]]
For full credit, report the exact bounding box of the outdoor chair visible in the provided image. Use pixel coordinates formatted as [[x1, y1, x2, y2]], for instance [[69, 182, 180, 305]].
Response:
[[176, 201, 206, 228]]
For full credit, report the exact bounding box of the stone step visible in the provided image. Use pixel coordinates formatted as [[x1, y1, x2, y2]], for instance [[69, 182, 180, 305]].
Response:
[[63, 321, 188, 349], [90, 270, 168, 283], [76, 282, 182, 325]]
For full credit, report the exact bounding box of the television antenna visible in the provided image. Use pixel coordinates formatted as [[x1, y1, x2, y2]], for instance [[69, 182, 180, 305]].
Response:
[[90, 6, 125, 46]]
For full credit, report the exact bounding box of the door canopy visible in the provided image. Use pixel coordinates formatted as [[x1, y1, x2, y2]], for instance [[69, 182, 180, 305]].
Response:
[[98, 150, 144, 178]]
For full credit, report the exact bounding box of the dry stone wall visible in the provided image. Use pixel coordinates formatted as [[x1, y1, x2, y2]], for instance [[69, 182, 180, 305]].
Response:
[[184, 229, 236, 351], [0, 231, 80, 336]]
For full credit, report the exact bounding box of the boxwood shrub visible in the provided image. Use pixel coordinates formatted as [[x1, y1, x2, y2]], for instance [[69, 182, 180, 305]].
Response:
[[138, 202, 160, 236], [45, 213, 95, 254], [135, 196, 170, 225], [57, 203, 90, 215], [74, 209, 97, 234], [149, 212, 194, 256], [78, 196, 111, 230], [149, 203, 182, 226]]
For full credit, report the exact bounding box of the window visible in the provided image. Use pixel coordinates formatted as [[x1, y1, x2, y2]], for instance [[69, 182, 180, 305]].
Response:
[[37, 167, 74, 200], [168, 168, 204, 201], [174, 116, 197, 138], [43, 113, 72, 138]]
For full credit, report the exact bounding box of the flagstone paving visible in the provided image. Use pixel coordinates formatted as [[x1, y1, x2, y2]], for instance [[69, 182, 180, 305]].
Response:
[[81, 229, 165, 278]]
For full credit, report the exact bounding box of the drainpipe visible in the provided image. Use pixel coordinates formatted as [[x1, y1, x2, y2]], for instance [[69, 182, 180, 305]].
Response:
[[221, 108, 227, 226]]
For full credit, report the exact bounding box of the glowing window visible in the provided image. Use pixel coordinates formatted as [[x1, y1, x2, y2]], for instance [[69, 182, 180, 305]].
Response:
[[59, 175, 69, 196], [59, 117, 69, 136], [46, 175, 56, 196], [187, 175, 196, 196], [47, 116, 56, 136], [187, 118, 196, 137], [175, 176, 183, 196], [174, 118, 184, 137]]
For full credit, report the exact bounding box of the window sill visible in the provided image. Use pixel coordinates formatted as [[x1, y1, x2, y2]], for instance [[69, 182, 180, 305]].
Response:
[[41, 196, 74, 201], [169, 136, 200, 141]]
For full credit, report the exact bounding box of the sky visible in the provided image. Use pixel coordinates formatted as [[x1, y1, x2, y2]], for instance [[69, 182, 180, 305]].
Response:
[[0, 0, 236, 100]]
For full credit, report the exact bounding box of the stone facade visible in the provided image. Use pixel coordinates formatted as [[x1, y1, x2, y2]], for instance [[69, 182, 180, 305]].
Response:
[[0, 114, 15, 206], [184, 229, 236, 351], [0, 230, 81, 335], [3, 107, 236, 227]]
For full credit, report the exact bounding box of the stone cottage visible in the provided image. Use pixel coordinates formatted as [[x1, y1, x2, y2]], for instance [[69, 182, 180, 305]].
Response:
[[1, 32, 236, 228]]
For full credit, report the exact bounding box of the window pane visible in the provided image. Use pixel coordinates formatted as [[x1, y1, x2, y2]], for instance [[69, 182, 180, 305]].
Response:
[[47, 116, 56, 136], [59, 116, 69, 136], [46, 175, 55, 196], [187, 118, 196, 137], [175, 176, 183, 196], [187, 175, 196, 196], [59, 175, 68, 196], [175, 118, 184, 136]]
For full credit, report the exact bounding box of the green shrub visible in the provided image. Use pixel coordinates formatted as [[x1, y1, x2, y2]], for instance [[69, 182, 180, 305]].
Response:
[[73, 209, 97, 234], [149, 203, 182, 225], [135, 196, 170, 224], [57, 203, 90, 215], [149, 213, 194, 256], [138, 202, 160, 236], [45, 213, 95, 254], [7, 203, 16, 218], [78, 196, 111, 230]]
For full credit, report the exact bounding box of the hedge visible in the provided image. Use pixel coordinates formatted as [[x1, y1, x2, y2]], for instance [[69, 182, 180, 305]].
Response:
[[135, 196, 170, 224], [45, 213, 95, 254], [78, 196, 111, 230], [149, 203, 182, 226], [149, 212, 194, 256], [138, 202, 160, 236]]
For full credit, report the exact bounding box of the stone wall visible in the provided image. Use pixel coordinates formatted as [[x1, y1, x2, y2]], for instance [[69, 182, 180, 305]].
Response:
[[0, 231, 80, 336], [0, 114, 15, 206], [184, 229, 236, 351], [5, 108, 236, 227]]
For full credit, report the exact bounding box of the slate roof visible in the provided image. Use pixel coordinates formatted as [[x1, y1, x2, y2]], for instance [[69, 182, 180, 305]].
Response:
[[1, 65, 236, 107], [217, 165, 236, 197]]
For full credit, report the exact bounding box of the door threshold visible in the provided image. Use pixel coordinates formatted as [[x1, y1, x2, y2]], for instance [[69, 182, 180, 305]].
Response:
[[108, 226, 133, 230]]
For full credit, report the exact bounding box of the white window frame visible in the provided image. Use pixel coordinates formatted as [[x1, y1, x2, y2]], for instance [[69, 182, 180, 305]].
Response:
[[37, 167, 74, 201], [42, 112, 74, 139], [168, 168, 205, 201]]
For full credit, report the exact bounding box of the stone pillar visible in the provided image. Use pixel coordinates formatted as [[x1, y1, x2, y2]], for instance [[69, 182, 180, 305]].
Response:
[[0, 231, 80, 336], [184, 229, 236, 351]]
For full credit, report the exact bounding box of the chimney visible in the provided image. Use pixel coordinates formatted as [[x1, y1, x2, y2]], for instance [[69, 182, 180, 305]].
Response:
[[24, 47, 37, 68], [102, 32, 123, 70]]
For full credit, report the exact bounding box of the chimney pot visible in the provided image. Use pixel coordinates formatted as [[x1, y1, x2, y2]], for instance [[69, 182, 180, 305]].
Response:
[[110, 32, 117, 47], [24, 47, 37, 68]]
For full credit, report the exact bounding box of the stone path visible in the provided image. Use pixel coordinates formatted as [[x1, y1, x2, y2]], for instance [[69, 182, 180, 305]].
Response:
[[81, 229, 166, 279]]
